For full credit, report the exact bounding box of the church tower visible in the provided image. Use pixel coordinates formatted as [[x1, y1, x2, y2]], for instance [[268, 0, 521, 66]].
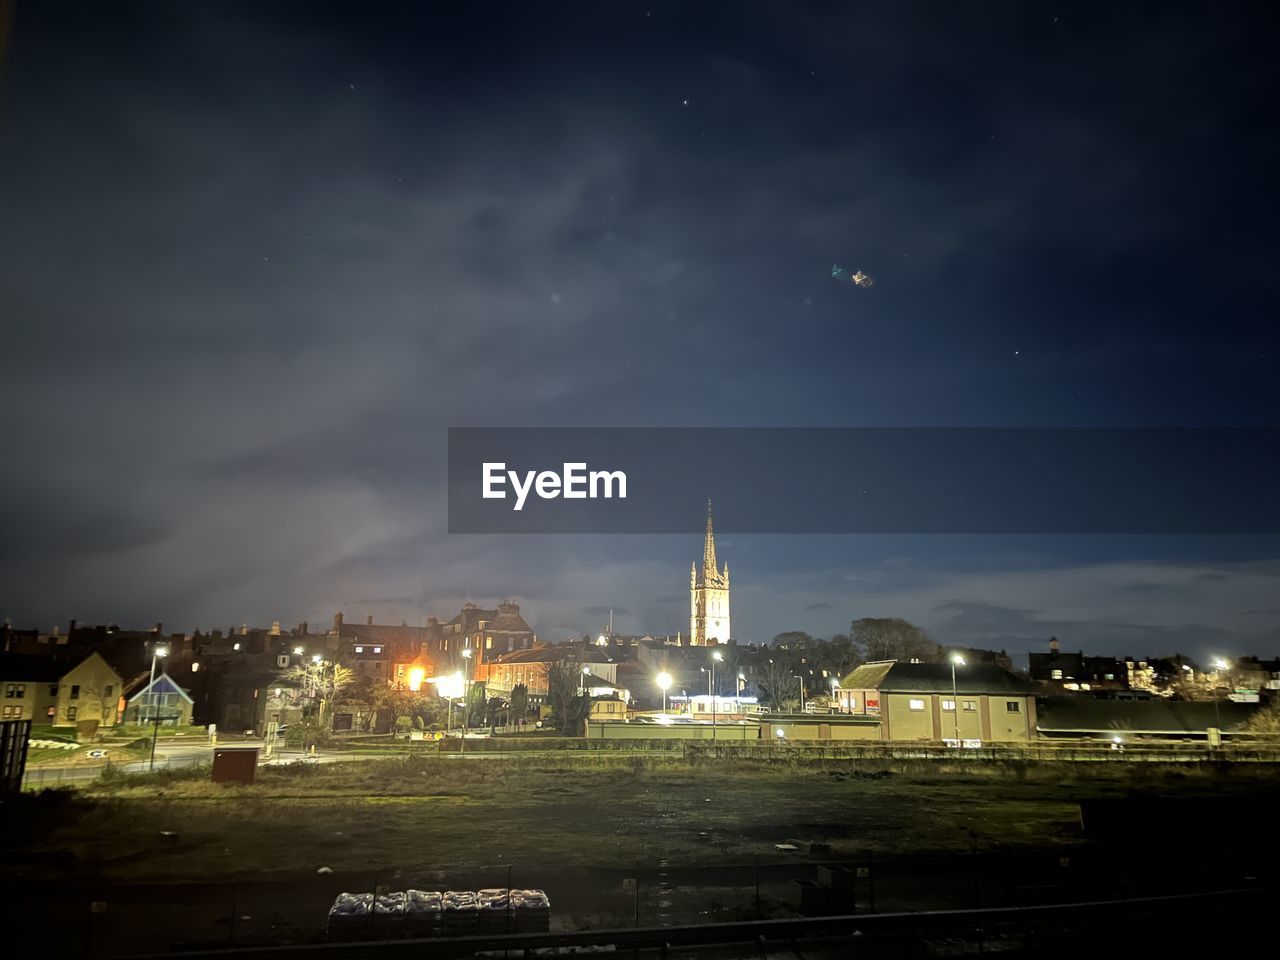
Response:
[[690, 500, 731, 646]]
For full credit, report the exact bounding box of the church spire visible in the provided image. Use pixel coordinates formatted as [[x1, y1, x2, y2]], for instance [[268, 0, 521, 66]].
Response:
[[703, 499, 718, 576]]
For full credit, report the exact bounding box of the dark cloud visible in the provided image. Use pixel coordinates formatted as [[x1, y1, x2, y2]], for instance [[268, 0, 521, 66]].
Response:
[[0, 4, 1276, 650]]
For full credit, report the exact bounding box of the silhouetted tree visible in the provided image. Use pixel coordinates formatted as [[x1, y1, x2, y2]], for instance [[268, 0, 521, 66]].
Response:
[[850, 618, 939, 663]]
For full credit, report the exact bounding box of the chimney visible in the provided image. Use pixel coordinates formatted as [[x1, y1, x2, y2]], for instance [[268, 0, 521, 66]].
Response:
[[69, 619, 78, 635], [153, 621, 163, 634], [334, 611, 344, 631], [270, 621, 281, 636], [367, 614, 374, 626], [1049, 636, 1060, 653]]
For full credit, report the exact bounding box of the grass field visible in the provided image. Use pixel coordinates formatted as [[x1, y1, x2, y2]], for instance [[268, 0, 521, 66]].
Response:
[[12, 754, 1280, 884]]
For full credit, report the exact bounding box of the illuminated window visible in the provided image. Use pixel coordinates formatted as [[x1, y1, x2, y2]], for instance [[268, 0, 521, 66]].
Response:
[[374, 647, 382, 654], [963, 700, 977, 711], [1006, 701, 1021, 713], [941, 699, 956, 711], [67, 706, 78, 721], [355, 646, 364, 653], [1050, 669, 1063, 680], [908, 698, 925, 711], [3, 685, 13, 698]]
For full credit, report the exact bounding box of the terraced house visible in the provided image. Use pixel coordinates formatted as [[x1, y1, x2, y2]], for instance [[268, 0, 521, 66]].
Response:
[[0, 650, 124, 729]]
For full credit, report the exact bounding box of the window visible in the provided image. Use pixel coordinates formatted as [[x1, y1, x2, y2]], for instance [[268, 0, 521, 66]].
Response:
[[2, 706, 13, 718], [1050, 669, 1063, 680], [374, 646, 382, 654], [104, 685, 113, 698], [70, 685, 81, 700], [963, 700, 977, 711], [486, 637, 493, 649], [355, 646, 364, 653], [941, 699, 956, 711], [3, 684, 13, 698], [1104, 673, 1115, 681], [908, 698, 925, 711], [49, 685, 58, 696], [14, 684, 24, 697], [67, 707, 78, 721], [46, 706, 56, 718], [1006, 701, 1021, 713]]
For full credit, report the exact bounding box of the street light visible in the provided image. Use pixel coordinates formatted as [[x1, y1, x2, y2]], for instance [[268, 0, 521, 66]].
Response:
[[711, 650, 723, 735], [949, 653, 965, 744], [293, 646, 304, 656], [461, 649, 474, 738], [1211, 657, 1230, 742], [656, 672, 672, 715], [148, 644, 169, 771]]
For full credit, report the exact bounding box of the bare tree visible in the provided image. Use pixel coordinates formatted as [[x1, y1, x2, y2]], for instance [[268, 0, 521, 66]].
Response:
[[547, 658, 586, 735], [510, 683, 529, 723], [1243, 699, 1280, 735], [285, 661, 354, 728], [759, 656, 801, 711], [850, 618, 940, 663]]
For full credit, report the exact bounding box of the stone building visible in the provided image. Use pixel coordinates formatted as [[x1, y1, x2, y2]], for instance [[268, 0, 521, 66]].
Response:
[[690, 501, 730, 646]]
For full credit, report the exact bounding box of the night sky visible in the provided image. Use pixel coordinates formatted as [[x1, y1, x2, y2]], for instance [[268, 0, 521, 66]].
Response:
[[2, 2, 1277, 662]]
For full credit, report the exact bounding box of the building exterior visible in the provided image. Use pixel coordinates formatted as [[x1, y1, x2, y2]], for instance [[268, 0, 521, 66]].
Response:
[[1028, 637, 1129, 694], [123, 671, 195, 726], [1036, 698, 1259, 741], [690, 501, 730, 646], [480, 644, 619, 700], [835, 660, 1037, 741], [0, 651, 124, 728]]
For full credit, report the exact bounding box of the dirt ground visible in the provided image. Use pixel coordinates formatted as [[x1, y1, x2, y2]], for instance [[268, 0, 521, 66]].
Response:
[[9, 754, 1277, 883]]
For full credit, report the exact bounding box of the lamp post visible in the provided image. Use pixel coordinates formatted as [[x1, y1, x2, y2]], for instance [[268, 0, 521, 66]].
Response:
[[949, 653, 965, 744], [711, 650, 723, 736], [148, 644, 169, 771], [793, 675, 805, 713], [1212, 657, 1230, 744], [461, 649, 474, 752], [656, 672, 672, 715]]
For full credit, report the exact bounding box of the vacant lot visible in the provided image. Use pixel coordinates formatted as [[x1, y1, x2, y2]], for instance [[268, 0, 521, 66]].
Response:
[[10, 754, 1279, 883]]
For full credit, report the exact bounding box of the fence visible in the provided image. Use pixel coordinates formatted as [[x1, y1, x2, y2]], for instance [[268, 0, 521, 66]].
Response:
[[20, 751, 210, 789], [679, 740, 1280, 763], [14, 844, 1275, 958]]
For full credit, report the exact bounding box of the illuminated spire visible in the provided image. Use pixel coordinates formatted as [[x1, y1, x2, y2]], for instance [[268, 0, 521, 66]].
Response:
[[703, 499, 718, 577]]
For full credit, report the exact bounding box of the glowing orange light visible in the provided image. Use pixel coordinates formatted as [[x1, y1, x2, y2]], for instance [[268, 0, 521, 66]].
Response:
[[407, 666, 426, 692]]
